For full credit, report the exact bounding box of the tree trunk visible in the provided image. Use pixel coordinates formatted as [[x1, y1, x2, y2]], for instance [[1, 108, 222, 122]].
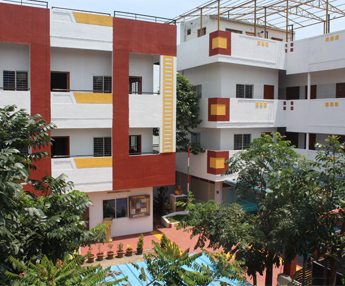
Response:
[[329, 257, 338, 286], [161, 186, 167, 216], [252, 274, 257, 286], [323, 256, 329, 286], [265, 262, 273, 286]]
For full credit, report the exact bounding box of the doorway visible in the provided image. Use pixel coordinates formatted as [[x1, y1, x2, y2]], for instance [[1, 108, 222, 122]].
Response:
[[51, 72, 70, 92], [51, 136, 70, 158]]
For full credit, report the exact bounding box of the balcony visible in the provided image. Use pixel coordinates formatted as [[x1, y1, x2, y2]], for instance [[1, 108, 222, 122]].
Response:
[[0, 89, 30, 110], [51, 156, 112, 193]]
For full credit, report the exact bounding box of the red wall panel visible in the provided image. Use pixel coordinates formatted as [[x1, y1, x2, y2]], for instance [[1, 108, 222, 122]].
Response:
[[0, 3, 51, 194], [113, 18, 176, 190]]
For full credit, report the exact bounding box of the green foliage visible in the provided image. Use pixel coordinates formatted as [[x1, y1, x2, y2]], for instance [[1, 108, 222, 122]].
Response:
[[133, 238, 248, 286], [176, 73, 205, 155], [137, 234, 144, 250], [6, 255, 127, 286], [180, 133, 345, 286], [117, 242, 124, 252], [0, 106, 106, 284], [159, 233, 169, 249]]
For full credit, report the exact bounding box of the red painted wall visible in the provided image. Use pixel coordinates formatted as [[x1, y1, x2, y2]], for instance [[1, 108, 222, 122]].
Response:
[[113, 18, 176, 190], [0, 3, 51, 193]]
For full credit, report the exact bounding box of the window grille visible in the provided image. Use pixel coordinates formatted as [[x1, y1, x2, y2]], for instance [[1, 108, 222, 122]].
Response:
[[93, 76, 112, 93], [236, 84, 253, 98], [234, 134, 251, 150], [94, 137, 111, 157], [3, 71, 28, 91], [103, 198, 128, 219], [129, 77, 141, 94]]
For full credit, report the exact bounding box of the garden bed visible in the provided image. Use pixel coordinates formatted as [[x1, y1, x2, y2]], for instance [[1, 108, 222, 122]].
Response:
[[161, 211, 188, 228]]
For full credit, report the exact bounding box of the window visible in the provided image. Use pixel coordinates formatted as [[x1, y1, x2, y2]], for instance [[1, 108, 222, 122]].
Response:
[[103, 198, 128, 219], [226, 28, 242, 34], [234, 134, 251, 150], [93, 76, 111, 93], [51, 137, 70, 158], [286, 86, 300, 100], [187, 29, 191, 35], [94, 137, 111, 157], [129, 77, 142, 94], [271, 37, 283, 42], [193, 84, 202, 97], [129, 135, 141, 154], [51, 72, 69, 92], [3, 71, 28, 91], [336, 83, 345, 98], [191, 133, 201, 144], [236, 84, 253, 98], [245, 31, 255, 36], [197, 27, 206, 37]]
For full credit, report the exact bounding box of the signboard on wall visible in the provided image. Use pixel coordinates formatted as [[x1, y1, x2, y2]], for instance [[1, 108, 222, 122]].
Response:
[[129, 194, 150, 218]]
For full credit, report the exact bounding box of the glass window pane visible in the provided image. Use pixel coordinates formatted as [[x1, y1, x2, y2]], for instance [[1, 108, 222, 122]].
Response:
[[243, 134, 251, 149], [104, 137, 111, 156], [94, 137, 104, 157], [4, 71, 15, 90], [16, 71, 28, 91], [103, 199, 115, 219], [104, 76, 112, 93], [116, 198, 128, 218], [234, 134, 243, 150], [245, 85, 253, 98], [236, 84, 244, 98], [93, 76, 103, 92]]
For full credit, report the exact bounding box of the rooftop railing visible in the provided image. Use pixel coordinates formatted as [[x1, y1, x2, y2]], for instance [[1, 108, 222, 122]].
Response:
[[114, 10, 176, 25], [0, 0, 47, 8], [51, 7, 111, 16]]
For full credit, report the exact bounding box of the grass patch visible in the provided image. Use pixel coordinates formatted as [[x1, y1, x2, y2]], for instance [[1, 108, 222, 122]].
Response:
[[167, 214, 186, 223]]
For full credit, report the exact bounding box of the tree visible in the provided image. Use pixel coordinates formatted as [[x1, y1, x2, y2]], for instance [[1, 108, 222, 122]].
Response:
[[134, 237, 248, 286], [0, 106, 106, 284], [6, 255, 127, 286], [179, 133, 345, 286], [176, 73, 205, 155]]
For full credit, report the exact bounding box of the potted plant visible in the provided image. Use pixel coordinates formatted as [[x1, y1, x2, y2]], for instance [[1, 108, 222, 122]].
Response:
[[107, 242, 114, 259], [160, 233, 169, 249], [126, 245, 133, 256], [97, 244, 104, 261], [87, 245, 95, 263], [137, 234, 144, 255], [117, 242, 124, 258]]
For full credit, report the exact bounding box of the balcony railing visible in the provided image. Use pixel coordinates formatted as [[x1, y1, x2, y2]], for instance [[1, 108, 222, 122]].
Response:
[[0, 87, 30, 91], [0, 0, 47, 8], [113, 10, 176, 25], [129, 150, 160, 156], [51, 7, 111, 16]]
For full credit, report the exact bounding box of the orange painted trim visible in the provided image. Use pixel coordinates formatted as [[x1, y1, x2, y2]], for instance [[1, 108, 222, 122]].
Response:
[[209, 30, 231, 57], [207, 150, 229, 175], [208, 98, 230, 122]]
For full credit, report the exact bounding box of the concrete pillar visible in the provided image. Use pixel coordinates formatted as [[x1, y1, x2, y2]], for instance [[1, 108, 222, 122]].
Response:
[[307, 72, 311, 100], [214, 181, 222, 203]]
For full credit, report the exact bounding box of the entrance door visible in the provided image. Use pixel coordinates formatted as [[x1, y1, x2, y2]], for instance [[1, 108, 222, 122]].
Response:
[[264, 85, 274, 100]]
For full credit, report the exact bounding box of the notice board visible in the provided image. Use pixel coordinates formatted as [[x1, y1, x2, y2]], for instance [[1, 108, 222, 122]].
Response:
[[129, 194, 150, 218]]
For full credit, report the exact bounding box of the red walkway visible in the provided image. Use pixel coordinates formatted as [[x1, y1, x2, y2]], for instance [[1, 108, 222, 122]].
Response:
[[81, 226, 292, 285]]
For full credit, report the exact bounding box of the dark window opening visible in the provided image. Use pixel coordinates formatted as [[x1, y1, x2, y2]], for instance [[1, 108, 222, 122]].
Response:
[[336, 83, 345, 98], [236, 84, 253, 98], [3, 71, 28, 91], [94, 137, 111, 157], [271, 37, 283, 41], [286, 86, 300, 100], [51, 137, 70, 158], [93, 76, 112, 93], [226, 28, 242, 34], [129, 77, 142, 94], [187, 29, 191, 35], [51, 72, 69, 92], [285, 132, 299, 148], [305, 85, 317, 99], [129, 135, 141, 155], [191, 133, 201, 144], [197, 27, 206, 37]]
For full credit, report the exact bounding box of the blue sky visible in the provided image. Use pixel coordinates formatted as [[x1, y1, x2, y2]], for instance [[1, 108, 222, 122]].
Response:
[[48, 0, 345, 41]]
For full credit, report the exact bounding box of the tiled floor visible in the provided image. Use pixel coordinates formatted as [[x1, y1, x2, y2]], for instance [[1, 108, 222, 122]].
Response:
[[80, 226, 298, 285]]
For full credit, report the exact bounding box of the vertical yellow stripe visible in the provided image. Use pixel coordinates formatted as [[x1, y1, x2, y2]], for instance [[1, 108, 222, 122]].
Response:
[[162, 56, 174, 153]]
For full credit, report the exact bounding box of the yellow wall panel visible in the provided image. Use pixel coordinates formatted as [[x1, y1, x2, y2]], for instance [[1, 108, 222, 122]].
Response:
[[210, 104, 226, 115], [162, 56, 174, 153], [210, 157, 225, 169], [212, 37, 227, 49], [73, 12, 113, 27], [74, 92, 113, 104], [74, 157, 112, 168]]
